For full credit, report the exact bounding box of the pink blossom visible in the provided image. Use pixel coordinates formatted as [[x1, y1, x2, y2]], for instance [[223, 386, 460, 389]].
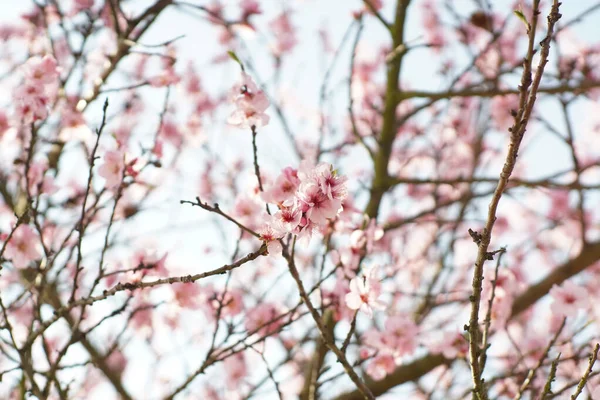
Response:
[[362, 316, 417, 357], [297, 182, 342, 225], [367, 354, 396, 380], [345, 266, 385, 318], [14, 85, 50, 124], [224, 353, 247, 389], [98, 149, 125, 188], [71, 0, 94, 15], [60, 107, 89, 140], [258, 224, 284, 255], [271, 13, 297, 57], [271, 206, 302, 233], [547, 191, 571, 220], [22, 55, 59, 85], [363, 0, 383, 13], [228, 72, 270, 129], [366, 354, 395, 380], [549, 281, 588, 317], [434, 332, 469, 360], [383, 315, 418, 357], [106, 350, 127, 378], [421, 0, 445, 50], [131, 300, 153, 332], [262, 166, 299, 204], [132, 250, 168, 277], [220, 290, 244, 317], [350, 218, 384, 254], [261, 161, 347, 243], [4, 225, 42, 268], [240, 0, 261, 22], [174, 283, 201, 308], [245, 302, 283, 336], [148, 66, 180, 88], [200, 286, 244, 319], [233, 194, 264, 229], [313, 163, 348, 200], [159, 119, 183, 147]]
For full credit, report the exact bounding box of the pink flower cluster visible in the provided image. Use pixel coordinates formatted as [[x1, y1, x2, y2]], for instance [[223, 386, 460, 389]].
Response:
[[228, 72, 270, 129], [360, 315, 419, 380], [14, 55, 59, 124], [259, 161, 348, 254]]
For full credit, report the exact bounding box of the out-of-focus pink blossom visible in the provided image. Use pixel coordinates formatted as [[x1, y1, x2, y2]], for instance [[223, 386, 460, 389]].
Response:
[[550, 281, 588, 317], [148, 66, 180, 88], [245, 302, 283, 336], [228, 72, 270, 129], [224, 353, 247, 389], [174, 283, 201, 308], [382, 315, 419, 357], [200, 285, 244, 319], [365, 354, 395, 380], [262, 167, 299, 204], [106, 349, 127, 378], [360, 314, 419, 379], [240, 0, 261, 24], [270, 13, 297, 57], [233, 194, 264, 230], [70, 0, 94, 15], [4, 225, 42, 268], [22, 54, 59, 85], [98, 149, 125, 188], [428, 331, 468, 360]]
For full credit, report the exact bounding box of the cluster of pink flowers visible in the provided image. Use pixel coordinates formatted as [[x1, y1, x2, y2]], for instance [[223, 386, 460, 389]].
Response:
[[14, 55, 59, 124], [360, 315, 419, 379], [228, 71, 270, 129], [258, 161, 348, 254]]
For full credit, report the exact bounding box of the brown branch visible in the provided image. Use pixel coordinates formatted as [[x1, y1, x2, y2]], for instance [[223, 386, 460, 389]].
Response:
[[466, 3, 561, 398], [540, 353, 561, 400], [510, 240, 600, 317], [333, 354, 450, 400], [22, 245, 266, 350], [334, 239, 600, 400], [387, 176, 600, 191], [514, 318, 566, 400], [395, 79, 600, 101], [364, 0, 412, 219], [570, 343, 599, 400], [285, 241, 374, 399]]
